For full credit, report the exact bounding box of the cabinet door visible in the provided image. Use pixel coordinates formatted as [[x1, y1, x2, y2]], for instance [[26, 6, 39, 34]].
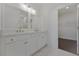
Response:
[[6, 43, 17, 56], [37, 33, 47, 49], [24, 36, 37, 56], [5, 37, 26, 56], [6, 42, 26, 56], [24, 33, 47, 56]]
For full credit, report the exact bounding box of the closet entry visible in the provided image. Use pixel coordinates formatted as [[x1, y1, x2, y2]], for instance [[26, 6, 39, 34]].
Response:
[[58, 4, 78, 54]]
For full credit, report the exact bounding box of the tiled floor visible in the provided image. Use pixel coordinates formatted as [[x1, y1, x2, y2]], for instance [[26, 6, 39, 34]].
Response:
[[34, 45, 77, 56]]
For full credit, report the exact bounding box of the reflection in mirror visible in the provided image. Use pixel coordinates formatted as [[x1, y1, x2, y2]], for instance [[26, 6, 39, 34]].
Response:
[[2, 3, 37, 35], [58, 4, 77, 54], [16, 3, 37, 32], [17, 12, 28, 32]]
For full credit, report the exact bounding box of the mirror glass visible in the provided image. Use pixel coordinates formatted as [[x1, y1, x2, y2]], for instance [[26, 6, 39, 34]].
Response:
[[2, 3, 37, 35], [58, 4, 77, 54]]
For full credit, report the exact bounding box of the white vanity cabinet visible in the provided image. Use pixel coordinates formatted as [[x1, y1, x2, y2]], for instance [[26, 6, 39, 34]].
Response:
[[1, 32, 47, 56]]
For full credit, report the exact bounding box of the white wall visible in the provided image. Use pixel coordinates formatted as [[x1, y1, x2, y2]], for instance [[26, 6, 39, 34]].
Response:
[[48, 9, 58, 49], [58, 9, 77, 40], [47, 4, 71, 49], [0, 5, 1, 27], [0, 4, 1, 31]]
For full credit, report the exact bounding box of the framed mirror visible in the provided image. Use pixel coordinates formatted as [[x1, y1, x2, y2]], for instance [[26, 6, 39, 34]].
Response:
[[2, 3, 37, 35]]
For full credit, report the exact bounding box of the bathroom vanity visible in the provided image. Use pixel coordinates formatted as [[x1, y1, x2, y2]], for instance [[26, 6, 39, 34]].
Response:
[[0, 3, 48, 56], [1, 32, 47, 56]]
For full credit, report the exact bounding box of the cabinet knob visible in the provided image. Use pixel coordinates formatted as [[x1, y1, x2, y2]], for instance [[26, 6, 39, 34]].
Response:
[[10, 38, 14, 41], [24, 41, 28, 44]]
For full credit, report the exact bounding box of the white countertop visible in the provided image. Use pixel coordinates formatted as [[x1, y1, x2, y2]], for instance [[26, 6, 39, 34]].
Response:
[[2, 30, 48, 37]]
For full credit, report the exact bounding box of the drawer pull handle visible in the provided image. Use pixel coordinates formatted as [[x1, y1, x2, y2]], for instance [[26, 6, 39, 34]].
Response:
[[10, 38, 14, 41], [24, 42, 28, 44]]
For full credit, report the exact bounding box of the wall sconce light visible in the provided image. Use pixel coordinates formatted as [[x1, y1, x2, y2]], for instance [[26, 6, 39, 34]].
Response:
[[20, 4, 36, 15]]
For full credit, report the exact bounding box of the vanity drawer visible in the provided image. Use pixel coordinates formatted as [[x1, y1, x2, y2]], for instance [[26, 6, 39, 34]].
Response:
[[2, 37, 16, 45], [3, 35, 29, 45]]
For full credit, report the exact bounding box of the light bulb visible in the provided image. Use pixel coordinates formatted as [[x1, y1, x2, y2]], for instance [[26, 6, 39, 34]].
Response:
[[65, 6, 70, 9]]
